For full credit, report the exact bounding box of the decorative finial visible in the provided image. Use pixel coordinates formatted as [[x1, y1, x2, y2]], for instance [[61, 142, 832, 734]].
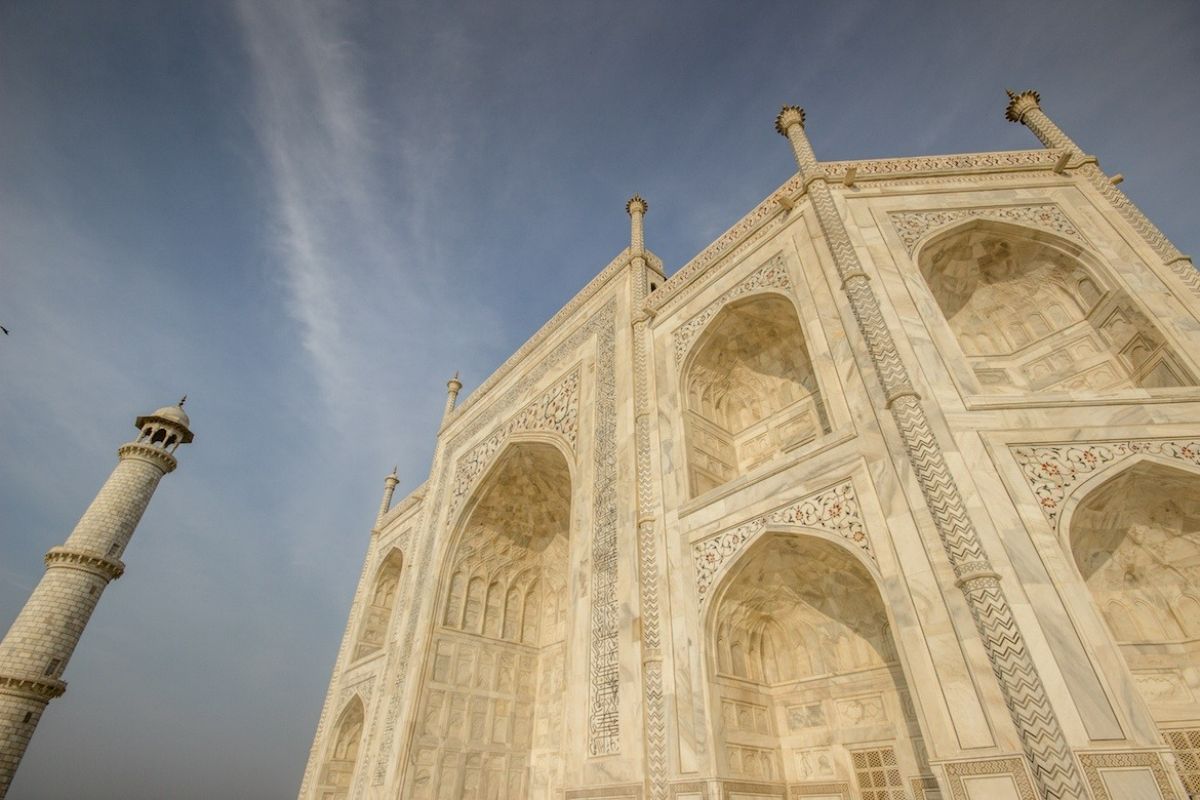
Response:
[[1004, 89, 1041, 123], [178, 395, 187, 407], [391, 465, 398, 475], [625, 194, 647, 216], [775, 105, 806, 136]]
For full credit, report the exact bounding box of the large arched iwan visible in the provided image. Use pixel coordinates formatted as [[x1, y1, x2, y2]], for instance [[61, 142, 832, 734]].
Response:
[[705, 531, 928, 792]]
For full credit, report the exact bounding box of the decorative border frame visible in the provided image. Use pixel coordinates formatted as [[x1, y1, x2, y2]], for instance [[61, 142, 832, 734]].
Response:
[[789, 781, 851, 798], [1077, 751, 1178, 800], [942, 756, 1037, 800]]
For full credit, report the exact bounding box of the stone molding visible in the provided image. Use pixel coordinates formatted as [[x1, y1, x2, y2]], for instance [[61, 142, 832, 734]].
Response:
[[43, 546, 125, 582], [889, 203, 1086, 255], [693, 480, 871, 605], [942, 756, 1037, 800], [1010, 438, 1200, 529], [0, 674, 66, 701], [671, 254, 792, 365], [117, 442, 176, 473], [1077, 751, 1179, 800]]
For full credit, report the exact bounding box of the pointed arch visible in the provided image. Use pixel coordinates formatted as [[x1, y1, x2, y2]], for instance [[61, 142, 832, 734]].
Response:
[[353, 548, 404, 660], [915, 219, 1193, 393], [407, 440, 573, 798], [680, 292, 830, 497], [1066, 459, 1200, 769], [705, 530, 927, 788], [318, 696, 365, 799]]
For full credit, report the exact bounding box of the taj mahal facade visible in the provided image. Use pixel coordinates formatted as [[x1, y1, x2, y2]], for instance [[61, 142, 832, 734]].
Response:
[[296, 92, 1200, 800]]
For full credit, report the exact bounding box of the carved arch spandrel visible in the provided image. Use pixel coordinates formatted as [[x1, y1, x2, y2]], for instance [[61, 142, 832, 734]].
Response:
[[692, 480, 872, 607], [1010, 439, 1200, 532], [445, 366, 581, 528]]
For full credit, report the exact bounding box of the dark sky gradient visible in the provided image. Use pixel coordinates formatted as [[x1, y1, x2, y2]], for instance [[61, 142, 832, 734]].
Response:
[[1, 1, 1197, 797]]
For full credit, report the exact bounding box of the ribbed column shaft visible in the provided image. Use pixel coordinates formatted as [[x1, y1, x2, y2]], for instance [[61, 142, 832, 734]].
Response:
[[0, 443, 173, 798], [777, 107, 1087, 800]]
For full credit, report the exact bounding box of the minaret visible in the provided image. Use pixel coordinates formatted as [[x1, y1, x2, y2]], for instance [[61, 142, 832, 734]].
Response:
[[0, 400, 194, 798]]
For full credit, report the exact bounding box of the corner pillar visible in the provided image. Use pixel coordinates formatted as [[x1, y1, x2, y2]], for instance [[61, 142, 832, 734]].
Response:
[[776, 105, 1088, 800]]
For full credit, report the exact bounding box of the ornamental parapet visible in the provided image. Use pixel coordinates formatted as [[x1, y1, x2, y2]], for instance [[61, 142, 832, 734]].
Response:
[[0, 673, 66, 701], [43, 547, 125, 581], [117, 442, 177, 473]]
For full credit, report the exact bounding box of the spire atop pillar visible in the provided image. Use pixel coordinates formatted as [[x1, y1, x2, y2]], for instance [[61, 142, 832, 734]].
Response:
[[1003, 88, 1079, 152], [442, 372, 463, 426], [774, 104, 822, 176], [626, 194, 647, 256], [376, 467, 400, 528]]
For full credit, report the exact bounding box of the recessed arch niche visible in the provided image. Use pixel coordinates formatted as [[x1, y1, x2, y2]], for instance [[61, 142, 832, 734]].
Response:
[[681, 294, 830, 498], [1068, 460, 1200, 790], [353, 548, 404, 660], [917, 221, 1193, 393], [318, 696, 364, 800], [707, 533, 927, 792], [406, 441, 572, 800]]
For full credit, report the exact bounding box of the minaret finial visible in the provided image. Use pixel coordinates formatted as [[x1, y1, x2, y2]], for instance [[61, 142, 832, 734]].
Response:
[[178, 394, 187, 407], [1004, 88, 1042, 123]]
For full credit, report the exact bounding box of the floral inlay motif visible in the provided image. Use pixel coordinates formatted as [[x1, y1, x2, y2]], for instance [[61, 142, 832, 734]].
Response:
[[693, 480, 870, 603]]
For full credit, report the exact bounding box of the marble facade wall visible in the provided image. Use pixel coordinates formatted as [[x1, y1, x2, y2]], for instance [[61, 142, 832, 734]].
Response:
[[301, 145, 1200, 800]]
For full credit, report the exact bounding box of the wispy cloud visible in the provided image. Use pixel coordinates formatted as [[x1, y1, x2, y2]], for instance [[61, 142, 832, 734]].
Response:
[[235, 0, 387, 425]]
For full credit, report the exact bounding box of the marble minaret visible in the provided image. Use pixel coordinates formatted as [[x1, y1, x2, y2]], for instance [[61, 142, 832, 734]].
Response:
[[0, 400, 194, 798]]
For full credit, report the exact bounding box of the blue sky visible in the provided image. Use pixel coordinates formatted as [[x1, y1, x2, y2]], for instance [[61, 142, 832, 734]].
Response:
[[1, 1, 1197, 797]]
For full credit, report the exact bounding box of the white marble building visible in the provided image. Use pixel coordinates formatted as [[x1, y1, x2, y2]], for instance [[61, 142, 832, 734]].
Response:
[[299, 92, 1200, 800]]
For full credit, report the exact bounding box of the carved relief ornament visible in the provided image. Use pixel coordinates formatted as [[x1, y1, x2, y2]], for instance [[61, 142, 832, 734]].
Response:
[[889, 203, 1087, 255]]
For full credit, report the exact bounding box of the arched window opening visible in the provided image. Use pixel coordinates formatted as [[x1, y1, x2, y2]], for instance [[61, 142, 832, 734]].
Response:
[[409, 443, 572, 799], [151, 428, 167, 446], [682, 295, 830, 498], [918, 224, 1193, 393], [1069, 461, 1200, 789], [318, 698, 364, 800], [353, 550, 404, 661], [709, 535, 927, 790]]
